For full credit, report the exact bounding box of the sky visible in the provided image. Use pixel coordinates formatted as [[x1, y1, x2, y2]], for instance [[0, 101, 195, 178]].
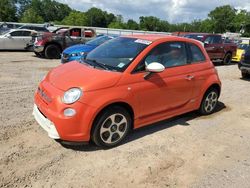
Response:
[[57, 0, 250, 23]]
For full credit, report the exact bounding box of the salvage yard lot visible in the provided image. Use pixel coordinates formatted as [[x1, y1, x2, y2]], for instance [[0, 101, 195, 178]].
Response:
[[0, 52, 250, 187]]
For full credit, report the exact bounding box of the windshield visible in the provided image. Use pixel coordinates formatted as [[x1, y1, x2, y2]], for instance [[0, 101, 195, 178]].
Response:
[[238, 43, 249, 50], [84, 37, 149, 72], [184, 34, 205, 42], [86, 36, 113, 46]]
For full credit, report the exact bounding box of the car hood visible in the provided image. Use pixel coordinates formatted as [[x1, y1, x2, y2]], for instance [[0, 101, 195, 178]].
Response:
[[46, 61, 122, 92], [63, 44, 96, 54]]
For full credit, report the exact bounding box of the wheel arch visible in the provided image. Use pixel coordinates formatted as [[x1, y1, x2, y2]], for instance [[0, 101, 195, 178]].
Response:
[[90, 101, 135, 135], [44, 42, 62, 52]]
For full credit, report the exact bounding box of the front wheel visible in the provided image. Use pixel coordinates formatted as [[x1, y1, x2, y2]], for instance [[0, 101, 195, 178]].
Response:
[[199, 88, 219, 115], [44, 44, 61, 59], [91, 106, 132, 148]]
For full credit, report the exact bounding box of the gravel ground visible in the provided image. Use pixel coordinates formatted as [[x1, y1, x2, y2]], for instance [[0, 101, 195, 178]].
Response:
[[0, 52, 250, 188]]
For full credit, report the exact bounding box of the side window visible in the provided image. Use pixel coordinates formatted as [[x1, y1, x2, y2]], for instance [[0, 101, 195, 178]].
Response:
[[134, 42, 187, 72], [70, 28, 81, 37], [10, 31, 23, 36], [22, 31, 31, 36], [188, 43, 206, 63], [212, 36, 222, 44], [204, 36, 213, 44]]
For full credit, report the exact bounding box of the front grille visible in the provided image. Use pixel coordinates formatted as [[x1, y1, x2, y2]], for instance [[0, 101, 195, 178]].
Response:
[[37, 87, 52, 103]]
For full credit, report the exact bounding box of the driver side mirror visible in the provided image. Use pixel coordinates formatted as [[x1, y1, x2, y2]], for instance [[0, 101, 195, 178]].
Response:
[[6, 34, 12, 38], [146, 62, 165, 73], [204, 41, 209, 47]]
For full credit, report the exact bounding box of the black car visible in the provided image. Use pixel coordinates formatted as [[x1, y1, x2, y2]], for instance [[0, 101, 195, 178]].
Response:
[[238, 45, 250, 78], [19, 25, 50, 32]]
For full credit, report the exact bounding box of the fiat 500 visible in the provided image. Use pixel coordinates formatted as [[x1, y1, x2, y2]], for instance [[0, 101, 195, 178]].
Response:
[[33, 35, 221, 148]]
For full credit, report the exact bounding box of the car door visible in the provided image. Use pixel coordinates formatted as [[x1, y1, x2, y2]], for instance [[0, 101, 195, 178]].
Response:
[[21, 30, 33, 48], [204, 35, 223, 59], [5, 30, 27, 49], [129, 41, 194, 121], [186, 42, 209, 99]]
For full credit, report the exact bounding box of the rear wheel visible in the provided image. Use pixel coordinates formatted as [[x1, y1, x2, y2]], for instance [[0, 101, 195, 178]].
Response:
[[223, 53, 232, 65], [92, 106, 131, 148], [44, 44, 61, 59], [199, 88, 219, 115]]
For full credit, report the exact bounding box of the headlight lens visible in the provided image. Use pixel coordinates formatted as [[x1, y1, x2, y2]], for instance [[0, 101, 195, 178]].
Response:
[[62, 88, 82, 104], [80, 52, 86, 56], [71, 53, 78, 57]]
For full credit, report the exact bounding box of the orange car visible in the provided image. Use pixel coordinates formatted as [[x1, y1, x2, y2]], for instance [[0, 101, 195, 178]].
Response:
[[33, 35, 221, 147]]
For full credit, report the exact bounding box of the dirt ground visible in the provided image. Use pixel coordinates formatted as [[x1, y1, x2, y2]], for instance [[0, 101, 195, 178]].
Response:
[[0, 52, 250, 188]]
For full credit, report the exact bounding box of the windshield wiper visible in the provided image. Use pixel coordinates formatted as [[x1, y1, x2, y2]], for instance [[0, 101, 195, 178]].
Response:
[[85, 59, 109, 70]]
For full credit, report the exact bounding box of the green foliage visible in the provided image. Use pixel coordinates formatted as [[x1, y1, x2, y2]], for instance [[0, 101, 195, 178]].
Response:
[[208, 5, 236, 33], [0, 0, 17, 22], [19, 0, 72, 22], [20, 7, 44, 23], [126, 19, 139, 30], [86, 7, 110, 27], [60, 11, 87, 26]]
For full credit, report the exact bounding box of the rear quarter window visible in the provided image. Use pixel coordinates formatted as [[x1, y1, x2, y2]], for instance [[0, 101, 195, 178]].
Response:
[[188, 43, 206, 63]]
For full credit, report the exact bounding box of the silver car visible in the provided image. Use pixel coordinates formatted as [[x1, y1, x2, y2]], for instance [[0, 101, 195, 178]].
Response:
[[0, 29, 37, 50]]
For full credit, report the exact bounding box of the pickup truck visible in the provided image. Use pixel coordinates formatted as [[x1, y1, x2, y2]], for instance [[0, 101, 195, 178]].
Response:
[[184, 33, 237, 64], [33, 27, 96, 59]]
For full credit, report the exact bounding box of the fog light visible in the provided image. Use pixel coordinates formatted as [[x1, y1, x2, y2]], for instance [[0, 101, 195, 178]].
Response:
[[64, 108, 76, 117]]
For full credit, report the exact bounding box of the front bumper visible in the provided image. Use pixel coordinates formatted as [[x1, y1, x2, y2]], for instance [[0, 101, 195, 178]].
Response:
[[33, 82, 97, 142], [61, 53, 82, 64], [33, 104, 60, 139], [34, 45, 44, 53], [238, 62, 250, 73], [232, 56, 241, 62]]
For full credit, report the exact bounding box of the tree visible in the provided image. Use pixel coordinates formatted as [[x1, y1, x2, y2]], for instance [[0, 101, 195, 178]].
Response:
[[19, 0, 72, 23], [60, 11, 87, 26], [16, 0, 32, 19], [126, 19, 139, 30], [0, 0, 17, 22], [208, 5, 236, 33], [108, 15, 126, 29], [20, 7, 44, 23], [86, 7, 107, 27]]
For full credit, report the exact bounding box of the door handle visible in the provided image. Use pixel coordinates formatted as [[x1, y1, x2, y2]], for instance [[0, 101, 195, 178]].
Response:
[[185, 75, 194, 81]]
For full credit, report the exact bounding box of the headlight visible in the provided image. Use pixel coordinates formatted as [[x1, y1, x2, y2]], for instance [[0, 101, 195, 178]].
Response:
[[79, 52, 86, 56], [71, 53, 78, 57], [62, 88, 82, 104]]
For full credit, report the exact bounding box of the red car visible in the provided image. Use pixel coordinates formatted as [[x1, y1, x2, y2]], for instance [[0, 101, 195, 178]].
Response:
[[33, 35, 221, 147], [184, 33, 237, 64]]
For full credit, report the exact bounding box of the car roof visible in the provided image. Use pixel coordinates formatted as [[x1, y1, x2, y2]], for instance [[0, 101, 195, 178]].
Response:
[[122, 34, 202, 44], [9, 29, 37, 32], [122, 34, 182, 42]]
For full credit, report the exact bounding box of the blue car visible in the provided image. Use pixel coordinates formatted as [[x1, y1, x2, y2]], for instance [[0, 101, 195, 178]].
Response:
[[61, 35, 116, 64]]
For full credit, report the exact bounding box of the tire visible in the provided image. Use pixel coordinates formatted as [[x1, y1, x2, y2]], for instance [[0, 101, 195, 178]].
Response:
[[223, 53, 232, 65], [199, 88, 219, 115], [44, 44, 61, 59], [91, 106, 132, 148], [241, 71, 250, 79]]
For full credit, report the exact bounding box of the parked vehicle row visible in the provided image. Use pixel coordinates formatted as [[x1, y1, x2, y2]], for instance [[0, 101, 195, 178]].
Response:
[[33, 35, 221, 148], [232, 41, 250, 62], [61, 35, 117, 64], [184, 33, 237, 64], [33, 27, 96, 59]]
